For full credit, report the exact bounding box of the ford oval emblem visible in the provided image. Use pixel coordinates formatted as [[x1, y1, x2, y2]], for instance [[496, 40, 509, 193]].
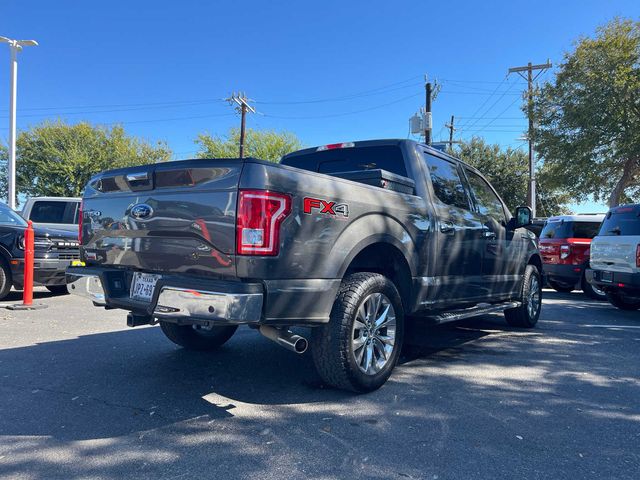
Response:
[[130, 203, 153, 220]]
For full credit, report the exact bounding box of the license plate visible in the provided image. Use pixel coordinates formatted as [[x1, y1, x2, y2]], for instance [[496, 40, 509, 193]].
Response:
[[600, 271, 613, 283], [130, 272, 161, 302]]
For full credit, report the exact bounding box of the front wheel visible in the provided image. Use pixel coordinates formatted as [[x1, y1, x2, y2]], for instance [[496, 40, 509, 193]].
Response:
[[505, 264, 542, 328], [606, 291, 640, 311], [160, 322, 238, 351], [0, 259, 12, 300], [311, 272, 404, 393]]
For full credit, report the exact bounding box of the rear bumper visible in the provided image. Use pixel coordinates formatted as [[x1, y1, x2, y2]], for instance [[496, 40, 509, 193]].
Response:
[[12, 258, 74, 288], [66, 267, 339, 326], [586, 268, 640, 293], [543, 263, 584, 286], [67, 267, 263, 325]]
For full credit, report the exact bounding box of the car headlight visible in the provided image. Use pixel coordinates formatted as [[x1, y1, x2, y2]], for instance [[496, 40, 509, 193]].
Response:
[[17, 235, 25, 250]]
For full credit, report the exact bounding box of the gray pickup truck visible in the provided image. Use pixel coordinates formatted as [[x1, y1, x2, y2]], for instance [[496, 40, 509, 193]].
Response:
[[67, 139, 542, 392]]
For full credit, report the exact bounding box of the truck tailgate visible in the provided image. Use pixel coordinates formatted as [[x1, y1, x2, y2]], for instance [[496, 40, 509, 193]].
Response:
[[590, 236, 640, 274], [81, 160, 241, 277]]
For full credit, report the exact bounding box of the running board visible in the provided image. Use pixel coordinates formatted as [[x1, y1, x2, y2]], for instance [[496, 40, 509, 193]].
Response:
[[428, 301, 521, 324]]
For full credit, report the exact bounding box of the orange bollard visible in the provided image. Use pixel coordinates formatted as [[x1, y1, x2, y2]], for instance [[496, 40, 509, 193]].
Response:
[[23, 220, 34, 306], [8, 219, 46, 311]]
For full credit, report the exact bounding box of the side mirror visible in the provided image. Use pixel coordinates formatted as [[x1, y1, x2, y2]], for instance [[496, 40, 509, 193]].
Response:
[[512, 206, 533, 229]]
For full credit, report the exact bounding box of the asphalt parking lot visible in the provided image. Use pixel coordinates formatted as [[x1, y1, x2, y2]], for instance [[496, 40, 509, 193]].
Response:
[[0, 288, 638, 480]]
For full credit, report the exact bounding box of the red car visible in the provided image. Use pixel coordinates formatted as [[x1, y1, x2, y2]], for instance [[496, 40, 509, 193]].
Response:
[[539, 214, 606, 300]]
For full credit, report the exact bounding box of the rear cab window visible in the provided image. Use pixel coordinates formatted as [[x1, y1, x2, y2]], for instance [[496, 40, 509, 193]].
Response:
[[281, 145, 408, 178], [541, 220, 602, 239], [599, 206, 640, 236], [423, 154, 470, 210], [29, 201, 80, 225]]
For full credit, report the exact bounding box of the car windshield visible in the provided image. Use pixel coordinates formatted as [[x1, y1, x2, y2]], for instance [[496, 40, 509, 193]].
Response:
[[0, 204, 28, 227], [540, 220, 601, 239], [599, 207, 640, 236]]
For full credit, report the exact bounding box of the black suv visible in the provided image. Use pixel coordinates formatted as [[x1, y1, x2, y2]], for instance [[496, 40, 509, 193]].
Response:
[[0, 202, 80, 300]]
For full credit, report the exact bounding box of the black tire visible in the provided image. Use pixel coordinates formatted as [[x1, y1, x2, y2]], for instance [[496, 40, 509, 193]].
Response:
[[0, 259, 12, 301], [311, 272, 405, 393], [46, 285, 70, 295], [606, 291, 640, 311], [547, 279, 574, 293], [581, 275, 607, 301], [505, 264, 542, 328], [160, 322, 238, 351]]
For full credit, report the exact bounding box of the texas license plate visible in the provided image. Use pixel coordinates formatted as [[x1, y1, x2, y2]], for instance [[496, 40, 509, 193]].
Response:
[[600, 271, 613, 283], [130, 272, 161, 302]]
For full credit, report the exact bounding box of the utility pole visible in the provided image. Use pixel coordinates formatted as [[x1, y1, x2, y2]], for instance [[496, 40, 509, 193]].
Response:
[[0, 36, 38, 210], [424, 81, 432, 145], [445, 115, 455, 150], [508, 60, 552, 218], [226, 92, 255, 158]]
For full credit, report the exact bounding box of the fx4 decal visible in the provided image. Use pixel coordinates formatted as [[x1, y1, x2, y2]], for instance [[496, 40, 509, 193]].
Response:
[[303, 197, 349, 218]]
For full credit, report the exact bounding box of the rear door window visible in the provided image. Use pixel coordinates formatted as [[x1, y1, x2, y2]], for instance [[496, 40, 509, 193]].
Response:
[[599, 208, 640, 236], [29, 201, 79, 224], [424, 155, 470, 210]]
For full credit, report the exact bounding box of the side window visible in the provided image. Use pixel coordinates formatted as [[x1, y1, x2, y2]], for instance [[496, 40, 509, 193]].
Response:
[[29, 201, 78, 224], [465, 170, 506, 224], [424, 154, 470, 210]]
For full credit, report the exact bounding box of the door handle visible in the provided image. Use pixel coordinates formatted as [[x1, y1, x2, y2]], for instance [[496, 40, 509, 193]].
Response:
[[439, 221, 455, 234], [482, 229, 496, 239]]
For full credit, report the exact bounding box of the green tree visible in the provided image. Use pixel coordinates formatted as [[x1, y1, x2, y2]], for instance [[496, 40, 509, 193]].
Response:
[[16, 121, 172, 197], [533, 18, 640, 207], [195, 128, 303, 162], [454, 137, 570, 216]]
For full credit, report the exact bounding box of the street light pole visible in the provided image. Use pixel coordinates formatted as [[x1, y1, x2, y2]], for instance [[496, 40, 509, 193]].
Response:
[[0, 37, 38, 210]]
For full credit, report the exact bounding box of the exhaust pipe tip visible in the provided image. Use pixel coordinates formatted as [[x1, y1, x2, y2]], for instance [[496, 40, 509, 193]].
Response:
[[259, 325, 308, 354]]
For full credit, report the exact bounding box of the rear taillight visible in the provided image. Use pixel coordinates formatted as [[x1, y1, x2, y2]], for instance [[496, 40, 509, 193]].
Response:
[[78, 200, 83, 244], [560, 244, 571, 260], [237, 190, 291, 256], [636, 244, 640, 267]]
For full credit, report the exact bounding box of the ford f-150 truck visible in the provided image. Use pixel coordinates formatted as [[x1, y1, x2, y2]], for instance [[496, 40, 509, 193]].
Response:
[[67, 139, 542, 392]]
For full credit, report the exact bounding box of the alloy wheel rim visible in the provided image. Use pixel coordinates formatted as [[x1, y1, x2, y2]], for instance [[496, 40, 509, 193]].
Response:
[[527, 275, 541, 318], [351, 292, 396, 375]]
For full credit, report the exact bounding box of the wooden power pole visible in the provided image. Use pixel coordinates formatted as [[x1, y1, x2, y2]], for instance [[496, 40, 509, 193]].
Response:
[[226, 92, 256, 158], [508, 60, 552, 218], [445, 115, 455, 149], [424, 81, 432, 145]]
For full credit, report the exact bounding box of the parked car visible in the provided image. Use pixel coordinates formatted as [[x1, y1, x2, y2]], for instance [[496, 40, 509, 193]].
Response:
[[587, 204, 640, 310], [539, 214, 606, 300], [21, 196, 81, 234], [0, 202, 80, 299], [67, 139, 542, 392]]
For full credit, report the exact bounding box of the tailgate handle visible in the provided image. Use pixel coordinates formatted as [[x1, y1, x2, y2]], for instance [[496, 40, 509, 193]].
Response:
[[126, 172, 149, 182]]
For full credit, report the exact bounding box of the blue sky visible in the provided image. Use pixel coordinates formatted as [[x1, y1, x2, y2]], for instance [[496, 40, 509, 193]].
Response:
[[1, 0, 638, 211]]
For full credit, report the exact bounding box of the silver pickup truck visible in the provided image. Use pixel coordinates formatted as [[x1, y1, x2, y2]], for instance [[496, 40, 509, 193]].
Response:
[[67, 139, 542, 392]]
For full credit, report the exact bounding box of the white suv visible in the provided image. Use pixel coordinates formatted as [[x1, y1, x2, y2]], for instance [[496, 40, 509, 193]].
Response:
[[587, 204, 640, 310]]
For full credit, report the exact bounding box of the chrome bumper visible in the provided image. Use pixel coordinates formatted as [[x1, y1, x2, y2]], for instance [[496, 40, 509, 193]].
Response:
[[67, 274, 107, 305], [153, 286, 263, 323], [67, 273, 263, 324]]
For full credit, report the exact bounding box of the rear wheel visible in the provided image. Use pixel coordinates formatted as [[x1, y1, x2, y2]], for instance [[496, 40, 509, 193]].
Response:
[[311, 272, 404, 393], [160, 322, 238, 351], [0, 259, 12, 300], [581, 275, 607, 301], [46, 285, 69, 295], [606, 291, 640, 311], [505, 264, 542, 328], [547, 279, 574, 293]]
